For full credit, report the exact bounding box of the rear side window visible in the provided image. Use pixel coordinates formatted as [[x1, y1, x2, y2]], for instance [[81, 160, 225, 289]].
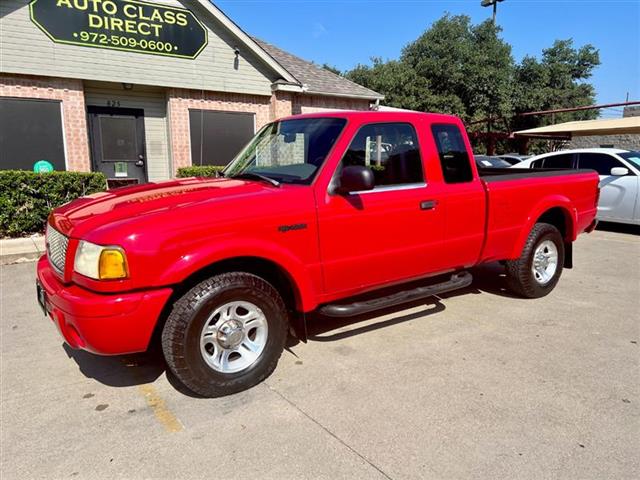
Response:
[[431, 124, 473, 183], [341, 122, 423, 187], [542, 154, 574, 169], [531, 159, 545, 169], [578, 153, 624, 176]]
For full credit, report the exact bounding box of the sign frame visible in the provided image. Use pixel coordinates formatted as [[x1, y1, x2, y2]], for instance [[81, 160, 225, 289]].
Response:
[[29, 0, 208, 60]]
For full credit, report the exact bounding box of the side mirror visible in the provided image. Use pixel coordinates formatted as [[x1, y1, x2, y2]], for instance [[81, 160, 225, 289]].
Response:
[[335, 165, 375, 194], [611, 167, 629, 176]]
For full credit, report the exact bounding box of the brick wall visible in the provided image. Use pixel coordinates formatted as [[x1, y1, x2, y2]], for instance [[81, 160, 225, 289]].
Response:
[[270, 91, 293, 120], [167, 88, 273, 174], [293, 95, 371, 114], [1, 75, 376, 177], [570, 134, 640, 150], [0, 73, 91, 171]]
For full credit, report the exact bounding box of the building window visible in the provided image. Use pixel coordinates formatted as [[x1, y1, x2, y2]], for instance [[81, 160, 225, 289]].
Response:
[[189, 110, 255, 167], [0, 98, 66, 171]]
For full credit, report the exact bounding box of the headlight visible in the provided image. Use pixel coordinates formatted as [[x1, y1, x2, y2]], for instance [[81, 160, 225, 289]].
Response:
[[74, 240, 129, 280]]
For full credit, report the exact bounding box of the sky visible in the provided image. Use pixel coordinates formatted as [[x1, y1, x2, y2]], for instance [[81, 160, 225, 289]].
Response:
[[216, 0, 640, 118]]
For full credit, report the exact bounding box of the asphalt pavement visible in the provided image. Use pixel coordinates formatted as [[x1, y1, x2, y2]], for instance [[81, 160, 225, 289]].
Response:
[[1, 225, 638, 479]]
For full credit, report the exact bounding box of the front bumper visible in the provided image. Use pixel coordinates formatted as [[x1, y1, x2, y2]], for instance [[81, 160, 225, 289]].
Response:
[[36, 255, 172, 355]]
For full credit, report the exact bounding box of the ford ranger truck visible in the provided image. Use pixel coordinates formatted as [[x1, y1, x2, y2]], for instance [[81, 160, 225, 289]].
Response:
[[36, 111, 599, 397]]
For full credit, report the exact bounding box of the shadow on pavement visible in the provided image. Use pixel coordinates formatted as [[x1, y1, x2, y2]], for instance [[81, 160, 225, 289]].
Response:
[[596, 221, 639, 236], [63, 343, 165, 388], [307, 300, 446, 342], [306, 261, 516, 342], [63, 262, 514, 389]]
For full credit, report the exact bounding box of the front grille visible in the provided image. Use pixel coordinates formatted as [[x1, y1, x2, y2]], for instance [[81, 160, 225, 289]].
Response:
[[46, 224, 69, 273]]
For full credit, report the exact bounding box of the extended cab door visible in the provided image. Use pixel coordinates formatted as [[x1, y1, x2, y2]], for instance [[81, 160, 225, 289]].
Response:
[[315, 121, 447, 297], [429, 123, 486, 268]]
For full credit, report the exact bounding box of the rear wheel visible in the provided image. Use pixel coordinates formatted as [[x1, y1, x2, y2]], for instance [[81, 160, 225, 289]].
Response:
[[505, 223, 565, 298], [162, 272, 288, 397]]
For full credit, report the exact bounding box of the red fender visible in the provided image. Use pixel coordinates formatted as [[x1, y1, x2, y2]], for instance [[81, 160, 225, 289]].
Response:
[[509, 195, 577, 259], [157, 237, 319, 312]]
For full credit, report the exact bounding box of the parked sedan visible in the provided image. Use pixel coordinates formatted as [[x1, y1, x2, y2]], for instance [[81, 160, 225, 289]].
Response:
[[475, 155, 512, 168], [514, 148, 640, 225], [497, 154, 530, 165]]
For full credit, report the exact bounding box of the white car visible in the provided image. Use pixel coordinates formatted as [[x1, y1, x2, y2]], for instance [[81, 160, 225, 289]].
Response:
[[513, 148, 640, 225]]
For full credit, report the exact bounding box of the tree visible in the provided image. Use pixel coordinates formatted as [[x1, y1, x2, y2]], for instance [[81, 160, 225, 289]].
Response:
[[345, 14, 601, 151], [347, 15, 514, 123], [511, 40, 600, 131], [401, 15, 513, 122], [347, 58, 436, 112], [321, 63, 342, 76]]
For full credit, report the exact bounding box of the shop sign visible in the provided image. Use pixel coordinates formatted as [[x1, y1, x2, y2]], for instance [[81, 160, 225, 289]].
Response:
[[30, 0, 208, 59]]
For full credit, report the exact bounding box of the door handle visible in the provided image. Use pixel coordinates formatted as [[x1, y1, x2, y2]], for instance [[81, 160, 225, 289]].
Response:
[[420, 200, 438, 210]]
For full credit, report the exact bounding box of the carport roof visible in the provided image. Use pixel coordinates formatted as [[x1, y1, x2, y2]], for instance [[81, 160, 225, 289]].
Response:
[[514, 117, 640, 139]]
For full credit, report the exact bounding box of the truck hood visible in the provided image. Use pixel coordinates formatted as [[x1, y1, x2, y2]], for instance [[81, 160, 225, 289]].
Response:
[[50, 177, 279, 238]]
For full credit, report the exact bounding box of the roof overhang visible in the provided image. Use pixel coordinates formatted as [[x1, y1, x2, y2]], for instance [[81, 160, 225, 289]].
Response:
[[302, 89, 385, 101], [271, 82, 306, 93], [514, 117, 640, 139]]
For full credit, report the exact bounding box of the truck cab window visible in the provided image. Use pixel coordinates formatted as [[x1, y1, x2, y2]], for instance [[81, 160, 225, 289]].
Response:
[[341, 122, 424, 187], [431, 124, 473, 183]]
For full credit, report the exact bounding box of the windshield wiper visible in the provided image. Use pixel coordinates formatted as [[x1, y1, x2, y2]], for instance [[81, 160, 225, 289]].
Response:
[[229, 172, 281, 188]]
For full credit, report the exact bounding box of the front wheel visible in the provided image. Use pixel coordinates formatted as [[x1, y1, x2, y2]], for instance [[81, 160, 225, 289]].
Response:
[[162, 272, 288, 397], [505, 223, 565, 298]]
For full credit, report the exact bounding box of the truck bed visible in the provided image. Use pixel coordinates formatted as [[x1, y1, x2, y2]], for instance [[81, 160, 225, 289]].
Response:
[[477, 167, 597, 182], [477, 167, 599, 264]]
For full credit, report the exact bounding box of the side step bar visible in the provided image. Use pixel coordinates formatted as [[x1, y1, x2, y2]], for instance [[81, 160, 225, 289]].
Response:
[[319, 271, 473, 318]]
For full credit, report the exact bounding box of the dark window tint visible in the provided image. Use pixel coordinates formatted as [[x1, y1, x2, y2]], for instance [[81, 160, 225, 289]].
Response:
[[542, 154, 574, 169], [578, 153, 624, 176], [0, 98, 66, 171], [190, 110, 255, 166], [431, 124, 473, 183], [99, 116, 138, 161], [342, 122, 423, 187], [531, 159, 545, 169]]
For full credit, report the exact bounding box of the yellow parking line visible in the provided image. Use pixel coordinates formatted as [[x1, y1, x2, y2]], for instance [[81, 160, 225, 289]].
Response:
[[138, 384, 183, 433]]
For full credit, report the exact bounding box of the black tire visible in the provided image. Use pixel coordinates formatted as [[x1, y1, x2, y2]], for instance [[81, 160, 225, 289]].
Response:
[[505, 223, 565, 298], [162, 272, 288, 397]]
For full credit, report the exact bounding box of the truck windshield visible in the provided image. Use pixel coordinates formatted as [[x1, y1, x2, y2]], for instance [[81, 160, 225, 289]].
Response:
[[223, 117, 347, 184]]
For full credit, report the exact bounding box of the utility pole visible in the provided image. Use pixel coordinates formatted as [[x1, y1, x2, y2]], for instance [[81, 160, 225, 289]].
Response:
[[481, 0, 505, 24]]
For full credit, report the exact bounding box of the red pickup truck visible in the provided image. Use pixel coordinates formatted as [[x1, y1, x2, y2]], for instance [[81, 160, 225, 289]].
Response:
[[37, 111, 599, 397]]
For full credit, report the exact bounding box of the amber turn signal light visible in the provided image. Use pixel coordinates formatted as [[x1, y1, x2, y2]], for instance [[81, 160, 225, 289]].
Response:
[[99, 249, 129, 280]]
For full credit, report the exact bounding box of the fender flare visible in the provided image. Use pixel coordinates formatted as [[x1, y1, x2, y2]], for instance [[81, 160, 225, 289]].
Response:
[[509, 195, 577, 259], [157, 238, 318, 312]]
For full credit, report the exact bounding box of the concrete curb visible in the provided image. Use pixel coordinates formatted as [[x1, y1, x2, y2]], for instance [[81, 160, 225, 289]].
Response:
[[0, 235, 45, 265]]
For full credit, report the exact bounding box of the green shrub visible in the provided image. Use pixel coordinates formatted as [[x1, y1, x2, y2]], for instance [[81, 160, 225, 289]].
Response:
[[176, 165, 225, 178], [0, 171, 107, 237]]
